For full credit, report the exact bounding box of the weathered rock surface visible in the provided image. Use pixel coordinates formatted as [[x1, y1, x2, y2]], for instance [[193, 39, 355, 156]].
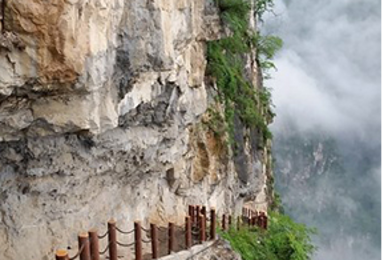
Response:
[[0, 1, 271, 259]]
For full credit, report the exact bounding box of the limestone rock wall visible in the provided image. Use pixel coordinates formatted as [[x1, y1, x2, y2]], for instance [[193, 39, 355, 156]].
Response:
[[0, 1, 271, 259]]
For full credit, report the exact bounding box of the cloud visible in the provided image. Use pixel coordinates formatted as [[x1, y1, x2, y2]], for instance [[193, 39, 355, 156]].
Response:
[[265, 0, 381, 144], [263, 0, 381, 259]]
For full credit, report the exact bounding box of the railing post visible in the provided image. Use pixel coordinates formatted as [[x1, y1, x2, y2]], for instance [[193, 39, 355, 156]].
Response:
[[134, 221, 143, 260], [228, 215, 232, 228], [188, 205, 194, 218], [150, 223, 158, 259], [257, 213, 262, 229], [252, 216, 256, 226], [259, 212, 268, 229], [201, 206, 207, 231], [237, 216, 241, 230], [55, 250, 68, 260], [222, 214, 226, 231], [88, 229, 100, 260], [199, 214, 206, 243], [168, 222, 175, 254], [108, 219, 118, 260], [201, 206, 206, 216], [210, 208, 216, 240], [185, 216, 192, 249], [264, 214, 268, 229], [78, 232, 91, 260], [191, 205, 196, 227], [196, 205, 200, 224]]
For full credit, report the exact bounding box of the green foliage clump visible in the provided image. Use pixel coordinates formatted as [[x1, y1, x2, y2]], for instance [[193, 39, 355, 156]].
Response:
[[207, 0, 282, 142], [254, 0, 275, 22], [271, 191, 284, 214], [220, 212, 316, 260], [202, 106, 227, 137], [256, 34, 283, 78]]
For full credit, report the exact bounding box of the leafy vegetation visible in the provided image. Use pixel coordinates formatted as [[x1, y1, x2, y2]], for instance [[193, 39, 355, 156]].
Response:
[[202, 106, 227, 137], [206, 0, 282, 142], [270, 191, 284, 213], [220, 212, 316, 260]]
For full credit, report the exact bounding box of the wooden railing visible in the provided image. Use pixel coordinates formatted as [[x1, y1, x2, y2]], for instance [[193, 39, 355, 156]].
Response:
[[55, 205, 268, 260]]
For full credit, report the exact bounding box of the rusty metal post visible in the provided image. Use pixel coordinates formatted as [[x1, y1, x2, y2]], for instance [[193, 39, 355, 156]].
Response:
[[185, 216, 192, 249], [108, 219, 118, 260], [254, 211, 259, 226], [237, 216, 241, 230], [88, 229, 100, 260], [210, 208, 216, 240], [188, 205, 194, 218], [199, 214, 206, 243], [191, 205, 196, 227], [78, 232, 91, 260], [201, 206, 207, 231], [259, 212, 268, 229], [228, 215, 232, 228], [134, 221, 143, 260], [150, 223, 158, 259], [251, 216, 257, 226], [201, 206, 206, 219], [256, 213, 262, 229], [0, 0, 5, 33], [264, 214, 268, 229], [55, 250, 68, 260], [222, 214, 226, 231], [257, 214, 261, 228], [196, 205, 201, 224], [168, 222, 175, 254]]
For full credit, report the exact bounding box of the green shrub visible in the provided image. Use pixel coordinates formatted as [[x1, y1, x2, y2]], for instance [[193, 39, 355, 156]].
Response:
[[206, 0, 282, 143], [220, 212, 316, 260], [254, 0, 275, 22]]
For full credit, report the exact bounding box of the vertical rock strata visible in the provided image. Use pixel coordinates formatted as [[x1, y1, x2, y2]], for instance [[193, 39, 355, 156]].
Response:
[[0, 1, 272, 259]]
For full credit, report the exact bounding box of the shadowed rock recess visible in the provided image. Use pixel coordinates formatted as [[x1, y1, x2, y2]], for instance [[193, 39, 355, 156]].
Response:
[[0, 1, 273, 259]]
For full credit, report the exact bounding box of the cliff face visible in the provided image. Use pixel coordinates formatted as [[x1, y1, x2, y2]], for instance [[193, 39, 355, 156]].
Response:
[[0, 1, 272, 259]]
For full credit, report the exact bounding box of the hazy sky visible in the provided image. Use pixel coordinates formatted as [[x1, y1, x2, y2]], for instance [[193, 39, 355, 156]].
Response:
[[266, 0, 380, 145], [264, 0, 381, 259]]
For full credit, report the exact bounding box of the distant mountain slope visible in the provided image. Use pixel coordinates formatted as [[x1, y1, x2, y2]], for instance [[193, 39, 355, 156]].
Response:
[[273, 120, 380, 260]]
